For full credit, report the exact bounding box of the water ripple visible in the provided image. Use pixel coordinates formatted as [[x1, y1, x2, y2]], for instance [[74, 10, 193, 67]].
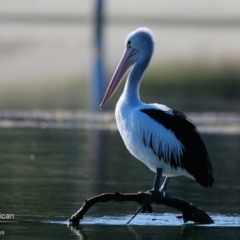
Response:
[[48, 213, 240, 227], [0, 110, 240, 134]]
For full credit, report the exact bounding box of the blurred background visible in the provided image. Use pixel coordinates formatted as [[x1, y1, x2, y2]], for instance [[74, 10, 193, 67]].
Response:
[[0, 0, 240, 112], [1, 1, 240, 238]]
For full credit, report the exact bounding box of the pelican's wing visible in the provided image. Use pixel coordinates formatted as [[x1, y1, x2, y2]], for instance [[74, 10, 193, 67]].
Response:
[[131, 106, 214, 187]]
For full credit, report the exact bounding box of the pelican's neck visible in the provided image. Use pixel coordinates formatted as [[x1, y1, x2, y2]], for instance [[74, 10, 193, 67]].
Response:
[[122, 55, 150, 105]]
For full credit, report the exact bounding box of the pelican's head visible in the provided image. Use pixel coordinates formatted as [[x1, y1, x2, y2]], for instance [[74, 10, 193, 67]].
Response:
[[99, 27, 155, 109], [125, 27, 155, 59]]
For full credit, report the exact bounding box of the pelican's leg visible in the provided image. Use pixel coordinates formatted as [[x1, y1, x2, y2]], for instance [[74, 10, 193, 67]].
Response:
[[141, 168, 168, 214], [160, 177, 171, 192], [152, 168, 162, 192], [141, 173, 173, 214]]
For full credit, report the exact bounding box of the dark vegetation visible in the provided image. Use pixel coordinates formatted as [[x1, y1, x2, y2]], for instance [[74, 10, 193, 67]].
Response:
[[1, 65, 239, 111], [142, 65, 240, 112]]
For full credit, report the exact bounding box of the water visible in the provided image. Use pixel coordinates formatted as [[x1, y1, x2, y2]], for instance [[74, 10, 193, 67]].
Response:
[[0, 129, 240, 239]]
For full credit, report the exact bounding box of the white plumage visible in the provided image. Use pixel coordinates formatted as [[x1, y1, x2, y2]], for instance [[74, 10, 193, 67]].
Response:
[[116, 101, 187, 177], [100, 27, 213, 192]]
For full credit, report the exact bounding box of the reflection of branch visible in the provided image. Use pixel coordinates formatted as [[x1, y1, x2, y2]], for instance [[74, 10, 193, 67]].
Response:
[[68, 226, 84, 240], [68, 191, 214, 225]]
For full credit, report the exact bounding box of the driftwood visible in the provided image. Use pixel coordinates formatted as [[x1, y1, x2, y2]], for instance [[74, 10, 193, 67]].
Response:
[[68, 191, 214, 225]]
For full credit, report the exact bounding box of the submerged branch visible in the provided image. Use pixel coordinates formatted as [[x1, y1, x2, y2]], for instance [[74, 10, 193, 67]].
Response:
[[68, 191, 214, 225]]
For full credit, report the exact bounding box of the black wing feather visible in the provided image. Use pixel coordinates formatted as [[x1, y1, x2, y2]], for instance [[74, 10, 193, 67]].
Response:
[[140, 108, 214, 187]]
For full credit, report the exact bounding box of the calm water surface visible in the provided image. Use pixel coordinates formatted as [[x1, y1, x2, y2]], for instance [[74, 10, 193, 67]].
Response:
[[0, 129, 240, 239]]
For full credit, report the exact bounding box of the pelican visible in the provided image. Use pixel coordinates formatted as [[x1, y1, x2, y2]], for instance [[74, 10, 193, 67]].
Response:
[[100, 27, 214, 194]]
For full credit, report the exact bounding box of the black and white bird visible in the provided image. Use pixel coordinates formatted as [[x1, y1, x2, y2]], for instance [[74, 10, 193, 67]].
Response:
[[100, 27, 214, 193]]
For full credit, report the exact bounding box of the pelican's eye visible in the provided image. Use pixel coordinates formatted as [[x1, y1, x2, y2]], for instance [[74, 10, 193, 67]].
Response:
[[127, 40, 131, 47]]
